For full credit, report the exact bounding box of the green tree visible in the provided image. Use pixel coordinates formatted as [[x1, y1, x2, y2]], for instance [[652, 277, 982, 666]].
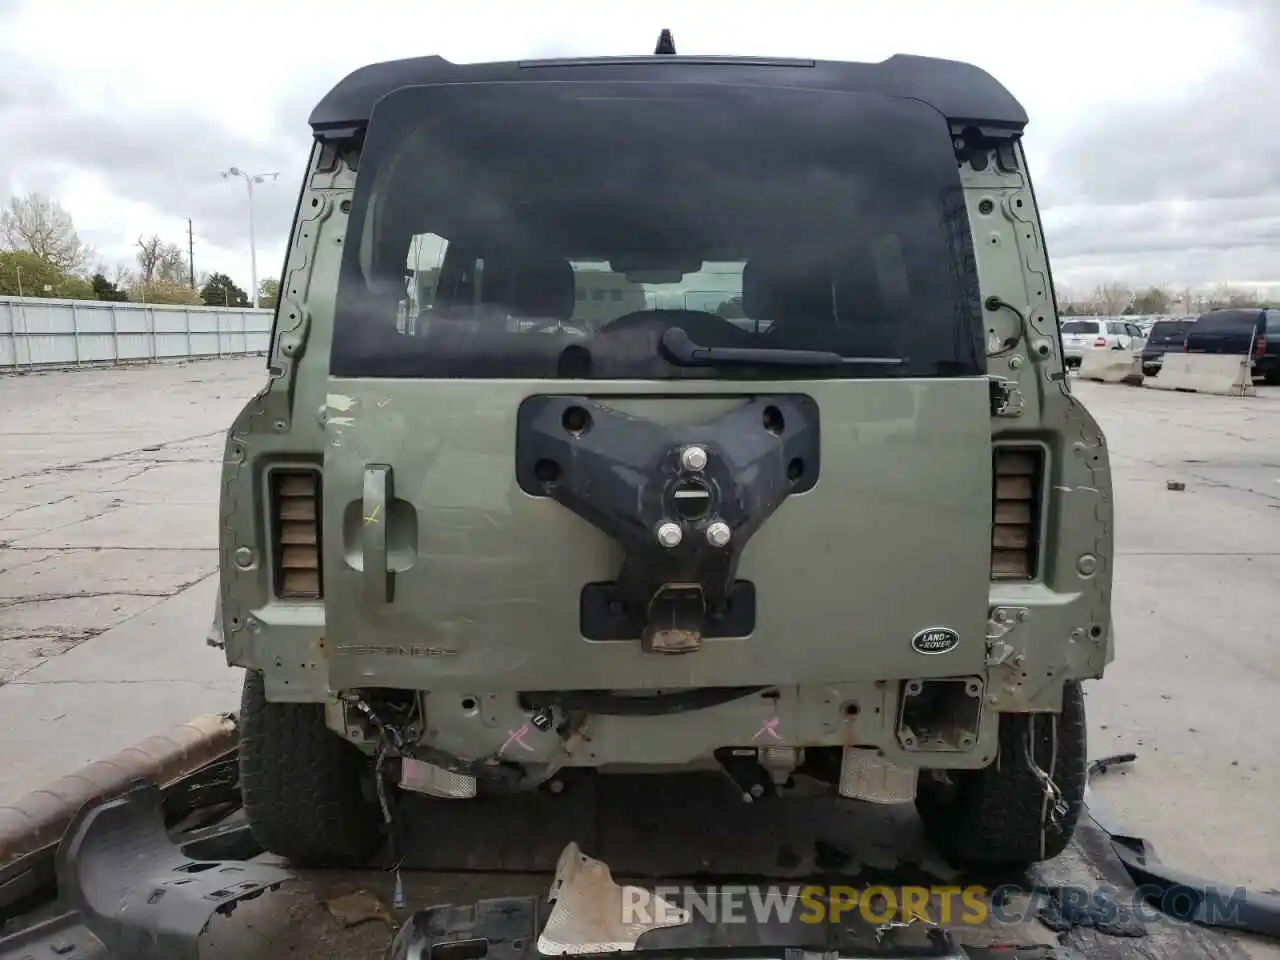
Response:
[[258, 276, 279, 309], [90, 272, 129, 302], [1131, 286, 1172, 315], [0, 250, 93, 298], [200, 272, 249, 307]]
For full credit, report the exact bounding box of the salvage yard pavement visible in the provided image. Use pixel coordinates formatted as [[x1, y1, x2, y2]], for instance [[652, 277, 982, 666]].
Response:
[[0, 359, 1275, 899], [0, 359, 264, 796]]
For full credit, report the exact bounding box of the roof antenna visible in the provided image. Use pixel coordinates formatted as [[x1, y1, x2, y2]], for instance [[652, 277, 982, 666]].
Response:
[[654, 29, 676, 55]]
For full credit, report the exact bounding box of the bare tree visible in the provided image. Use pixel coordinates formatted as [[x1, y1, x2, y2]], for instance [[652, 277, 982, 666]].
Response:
[[1207, 283, 1259, 310], [136, 234, 163, 283], [135, 234, 189, 287], [0, 192, 92, 273], [1092, 281, 1133, 317], [155, 242, 188, 284]]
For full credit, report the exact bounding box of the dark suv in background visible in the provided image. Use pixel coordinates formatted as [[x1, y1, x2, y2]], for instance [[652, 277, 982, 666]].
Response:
[[1140, 318, 1194, 376], [1183, 308, 1278, 384]]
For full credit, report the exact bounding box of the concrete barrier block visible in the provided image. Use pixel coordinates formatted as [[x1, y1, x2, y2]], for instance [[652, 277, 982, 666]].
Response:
[[1144, 353, 1256, 397], [1078, 349, 1145, 385]]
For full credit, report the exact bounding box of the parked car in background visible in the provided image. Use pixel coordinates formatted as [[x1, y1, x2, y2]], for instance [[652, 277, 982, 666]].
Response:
[[1140, 317, 1195, 375], [1059, 319, 1147, 368], [1183, 308, 1278, 384]]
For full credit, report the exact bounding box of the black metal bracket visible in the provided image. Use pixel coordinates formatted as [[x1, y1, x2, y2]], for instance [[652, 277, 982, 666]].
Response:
[[53, 779, 294, 960], [516, 395, 818, 652]]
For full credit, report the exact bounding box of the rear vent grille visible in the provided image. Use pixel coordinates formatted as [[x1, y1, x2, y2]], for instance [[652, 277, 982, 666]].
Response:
[[270, 469, 322, 599], [991, 448, 1042, 581]]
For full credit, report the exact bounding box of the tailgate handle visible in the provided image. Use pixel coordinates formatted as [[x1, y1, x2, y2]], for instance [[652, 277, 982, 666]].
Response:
[[362, 464, 392, 604]]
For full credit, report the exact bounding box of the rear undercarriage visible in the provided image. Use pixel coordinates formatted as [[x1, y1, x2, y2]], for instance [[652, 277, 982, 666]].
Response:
[[335, 678, 998, 790]]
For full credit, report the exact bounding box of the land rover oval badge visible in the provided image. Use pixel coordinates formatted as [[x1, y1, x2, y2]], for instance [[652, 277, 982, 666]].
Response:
[[911, 627, 960, 655]]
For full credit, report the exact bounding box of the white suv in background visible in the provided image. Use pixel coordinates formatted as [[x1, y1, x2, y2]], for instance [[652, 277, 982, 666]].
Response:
[[1059, 319, 1148, 368]]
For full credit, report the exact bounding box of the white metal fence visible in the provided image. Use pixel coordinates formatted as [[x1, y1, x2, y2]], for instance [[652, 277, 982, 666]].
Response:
[[0, 297, 274, 370]]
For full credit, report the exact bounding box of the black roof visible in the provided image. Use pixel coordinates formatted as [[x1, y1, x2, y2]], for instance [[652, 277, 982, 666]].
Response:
[[308, 53, 1027, 135]]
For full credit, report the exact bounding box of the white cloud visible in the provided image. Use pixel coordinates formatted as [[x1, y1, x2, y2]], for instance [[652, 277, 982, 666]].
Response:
[[1, 0, 1275, 294]]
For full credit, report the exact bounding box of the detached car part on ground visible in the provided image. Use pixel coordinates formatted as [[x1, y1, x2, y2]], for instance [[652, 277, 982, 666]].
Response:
[[208, 40, 1116, 872], [2, 721, 1278, 959]]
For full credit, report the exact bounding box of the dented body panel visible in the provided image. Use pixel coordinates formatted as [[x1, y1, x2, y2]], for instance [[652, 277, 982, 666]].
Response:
[[212, 52, 1113, 777]]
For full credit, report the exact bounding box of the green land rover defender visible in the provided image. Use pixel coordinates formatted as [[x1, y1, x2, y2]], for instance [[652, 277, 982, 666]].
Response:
[[210, 41, 1114, 870]]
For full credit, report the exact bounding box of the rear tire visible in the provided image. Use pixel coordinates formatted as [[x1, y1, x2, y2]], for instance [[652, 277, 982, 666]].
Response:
[[915, 681, 1087, 869], [239, 669, 384, 866]]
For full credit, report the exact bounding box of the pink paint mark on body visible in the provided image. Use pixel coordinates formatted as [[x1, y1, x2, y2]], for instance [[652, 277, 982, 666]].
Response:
[[753, 717, 782, 741], [500, 723, 536, 755]]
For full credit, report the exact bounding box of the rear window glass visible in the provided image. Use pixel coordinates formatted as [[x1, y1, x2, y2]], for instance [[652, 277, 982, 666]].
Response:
[[1148, 320, 1193, 343], [1060, 321, 1100, 334], [330, 80, 985, 380], [1190, 310, 1262, 333]]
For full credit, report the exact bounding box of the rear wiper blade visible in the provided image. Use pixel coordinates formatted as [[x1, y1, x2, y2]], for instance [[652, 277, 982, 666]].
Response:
[[660, 327, 904, 368]]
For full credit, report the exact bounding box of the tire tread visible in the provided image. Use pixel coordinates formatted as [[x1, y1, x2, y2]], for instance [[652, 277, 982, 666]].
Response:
[[238, 670, 383, 866], [915, 681, 1088, 868]]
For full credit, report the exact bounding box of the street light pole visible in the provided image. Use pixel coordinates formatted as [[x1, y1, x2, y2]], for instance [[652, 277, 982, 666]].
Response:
[[221, 167, 278, 307]]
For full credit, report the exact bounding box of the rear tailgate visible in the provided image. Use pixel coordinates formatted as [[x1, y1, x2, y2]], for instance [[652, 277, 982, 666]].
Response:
[[321, 378, 995, 692]]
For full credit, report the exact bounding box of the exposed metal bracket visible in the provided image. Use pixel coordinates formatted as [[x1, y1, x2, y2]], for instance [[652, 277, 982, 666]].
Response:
[[986, 606, 1029, 666], [989, 377, 1025, 418]]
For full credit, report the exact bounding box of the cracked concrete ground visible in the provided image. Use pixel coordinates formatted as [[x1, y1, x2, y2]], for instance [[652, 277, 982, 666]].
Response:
[[1073, 380, 1280, 893], [0, 358, 266, 796], [0, 359, 1276, 895]]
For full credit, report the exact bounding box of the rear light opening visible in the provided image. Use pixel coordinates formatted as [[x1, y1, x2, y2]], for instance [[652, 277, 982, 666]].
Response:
[[1255, 335, 1267, 357], [1093, 336, 1107, 348], [991, 447, 1044, 581], [269, 468, 323, 600]]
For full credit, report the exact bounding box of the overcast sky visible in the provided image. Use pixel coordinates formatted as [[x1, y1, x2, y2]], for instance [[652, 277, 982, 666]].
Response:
[[1, 0, 1276, 298]]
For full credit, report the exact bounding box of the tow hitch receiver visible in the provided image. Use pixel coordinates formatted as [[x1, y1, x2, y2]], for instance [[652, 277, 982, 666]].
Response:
[[517, 395, 820, 652], [53, 779, 294, 960]]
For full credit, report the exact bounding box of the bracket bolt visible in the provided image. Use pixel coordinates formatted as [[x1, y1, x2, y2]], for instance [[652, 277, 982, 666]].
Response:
[[680, 445, 708, 472], [656, 522, 683, 548], [706, 521, 731, 547]]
